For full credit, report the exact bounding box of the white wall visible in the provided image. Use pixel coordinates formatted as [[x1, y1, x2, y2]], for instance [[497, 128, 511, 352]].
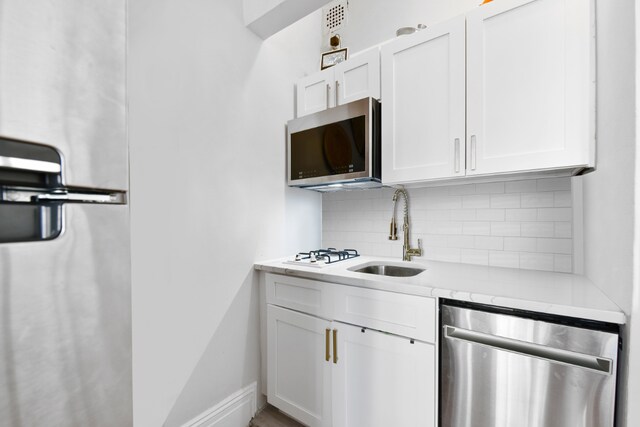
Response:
[[128, 1, 321, 426], [324, 178, 574, 272], [333, 0, 476, 54], [243, 0, 330, 40], [581, 0, 637, 425]]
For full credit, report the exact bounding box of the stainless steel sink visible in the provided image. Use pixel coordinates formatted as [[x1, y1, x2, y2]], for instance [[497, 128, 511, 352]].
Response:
[[349, 263, 425, 277]]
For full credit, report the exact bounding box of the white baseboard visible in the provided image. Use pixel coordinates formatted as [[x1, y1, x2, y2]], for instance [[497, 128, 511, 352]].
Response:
[[180, 382, 257, 427]]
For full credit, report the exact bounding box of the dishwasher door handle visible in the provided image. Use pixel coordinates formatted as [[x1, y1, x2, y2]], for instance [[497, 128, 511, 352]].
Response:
[[443, 325, 612, 374]]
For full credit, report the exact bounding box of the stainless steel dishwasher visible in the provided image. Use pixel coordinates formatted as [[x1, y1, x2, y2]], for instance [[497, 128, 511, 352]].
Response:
[[440, 300, 620, 427]]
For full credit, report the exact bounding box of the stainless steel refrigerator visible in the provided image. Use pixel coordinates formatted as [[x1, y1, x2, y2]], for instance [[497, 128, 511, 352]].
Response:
[[0, 1, 131, 426]]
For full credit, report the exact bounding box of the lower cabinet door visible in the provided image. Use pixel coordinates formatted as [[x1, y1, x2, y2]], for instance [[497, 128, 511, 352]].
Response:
[[267, 305, 332, 427], [331, 323, 436, 427]]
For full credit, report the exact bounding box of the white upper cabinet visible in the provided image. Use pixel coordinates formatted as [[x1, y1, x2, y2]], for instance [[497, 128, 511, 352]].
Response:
[[381, 16, 466, 185], [296, 47, 380, 118], [296, 67, 335, 118], [380, 0, 595, 185], [466, 0, 595, 176], [335, 47, 381, 106]]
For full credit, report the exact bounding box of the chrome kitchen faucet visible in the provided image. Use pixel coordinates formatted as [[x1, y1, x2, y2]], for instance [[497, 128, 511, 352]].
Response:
[[389, 187, 422, 261]]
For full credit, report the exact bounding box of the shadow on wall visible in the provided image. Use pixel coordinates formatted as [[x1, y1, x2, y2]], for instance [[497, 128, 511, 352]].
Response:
[[162, 268, 262, 427]]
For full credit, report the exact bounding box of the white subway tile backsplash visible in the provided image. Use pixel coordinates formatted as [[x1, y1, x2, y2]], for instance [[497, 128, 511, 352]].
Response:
[[521, 192, 555, 208], [423, 209, 450, 221], [554, 222, 572, 238], [554, 191, 572, 207], [506, 180, 537, 193], [537, 238, 573, 254], [462, 194, 491, 209], [475, 236, 504, 250], [490, 193, 521, 208], [504, 237, 537, 252], [451, 209, 477, 221], [371, 243, 392, 257], [505, 208, 538, 221], [425, 235, 450, 247], [554, 254, 573, 273], [447, 235, 476, 249], [537, 177, 571, 191], [427, 221, 463, 235], [423, 186, 450, 197], [490, 222, 521, 236], [461, 249, 489, 265], [463, 222, 492, 236], [476, 209, 506, 222], [430, 196, 463, 209], [521, 222, 555, 237], [519, 253, 555, 271], [476, 182, 505, 194], [537, 208, 572, 222], [322, 177, 572, 273], [449, 184, 477, 196], [489, 251, 520, 268], [430, 247, 462, 263]]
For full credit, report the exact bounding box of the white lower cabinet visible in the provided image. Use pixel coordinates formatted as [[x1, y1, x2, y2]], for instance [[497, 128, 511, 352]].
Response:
[[267, 305, 332, 427], [265, 274, 437, 427], [332, 323, 435, 427]]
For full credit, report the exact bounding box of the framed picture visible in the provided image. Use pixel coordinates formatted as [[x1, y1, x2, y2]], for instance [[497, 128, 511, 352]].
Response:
[[321, 48, 348, 70]]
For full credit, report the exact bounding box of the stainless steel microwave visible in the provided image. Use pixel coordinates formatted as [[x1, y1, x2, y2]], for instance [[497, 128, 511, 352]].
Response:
[[287, 97, 381, 191]]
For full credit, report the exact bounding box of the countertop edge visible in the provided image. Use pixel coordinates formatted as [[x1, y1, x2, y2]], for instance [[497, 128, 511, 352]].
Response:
[[254, 258, 626, 325]]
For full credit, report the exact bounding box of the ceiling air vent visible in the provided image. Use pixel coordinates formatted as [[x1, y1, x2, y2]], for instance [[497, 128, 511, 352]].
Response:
[[322, 0, 348, 34]]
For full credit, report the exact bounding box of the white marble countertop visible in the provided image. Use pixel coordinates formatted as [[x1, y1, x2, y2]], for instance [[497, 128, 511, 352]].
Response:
[[254, 256, 625, 324]]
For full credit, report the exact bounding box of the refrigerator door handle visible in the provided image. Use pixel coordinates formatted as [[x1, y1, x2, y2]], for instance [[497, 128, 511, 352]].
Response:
[[0, 155, 61, 173], [2, 188, 126, 204], [443, 325, 612, 374]]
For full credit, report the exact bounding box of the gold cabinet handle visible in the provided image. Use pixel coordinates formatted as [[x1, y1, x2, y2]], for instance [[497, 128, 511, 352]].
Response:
[[333, 329, 338, 364], [325, 328, 331, 362]]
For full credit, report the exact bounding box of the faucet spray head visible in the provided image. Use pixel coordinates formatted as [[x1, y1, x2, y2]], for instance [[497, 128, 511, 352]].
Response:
[[389, 217, 398, 240]]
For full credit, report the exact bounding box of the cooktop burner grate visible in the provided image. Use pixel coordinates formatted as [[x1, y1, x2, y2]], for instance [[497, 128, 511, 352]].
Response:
[[294, 248, 359, 264]]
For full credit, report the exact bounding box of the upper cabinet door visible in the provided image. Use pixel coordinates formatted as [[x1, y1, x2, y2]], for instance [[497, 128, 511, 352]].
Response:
[[381, 16, 466, 185], [466, 0, 595, 176], [334, 47, 380, 105], [296, 68, 335, 118]]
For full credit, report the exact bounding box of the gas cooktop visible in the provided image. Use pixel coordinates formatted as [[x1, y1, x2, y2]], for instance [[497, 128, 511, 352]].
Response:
[[284, 248, 360, 267]]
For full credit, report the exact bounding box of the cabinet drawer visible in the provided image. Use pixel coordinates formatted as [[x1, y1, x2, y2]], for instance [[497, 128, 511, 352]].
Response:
[[333, 286, 436, 343], [265, 273, 333, 318]]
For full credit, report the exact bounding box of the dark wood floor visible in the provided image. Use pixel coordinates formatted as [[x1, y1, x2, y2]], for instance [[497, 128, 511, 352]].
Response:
[[250, 405, 306, 427]]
